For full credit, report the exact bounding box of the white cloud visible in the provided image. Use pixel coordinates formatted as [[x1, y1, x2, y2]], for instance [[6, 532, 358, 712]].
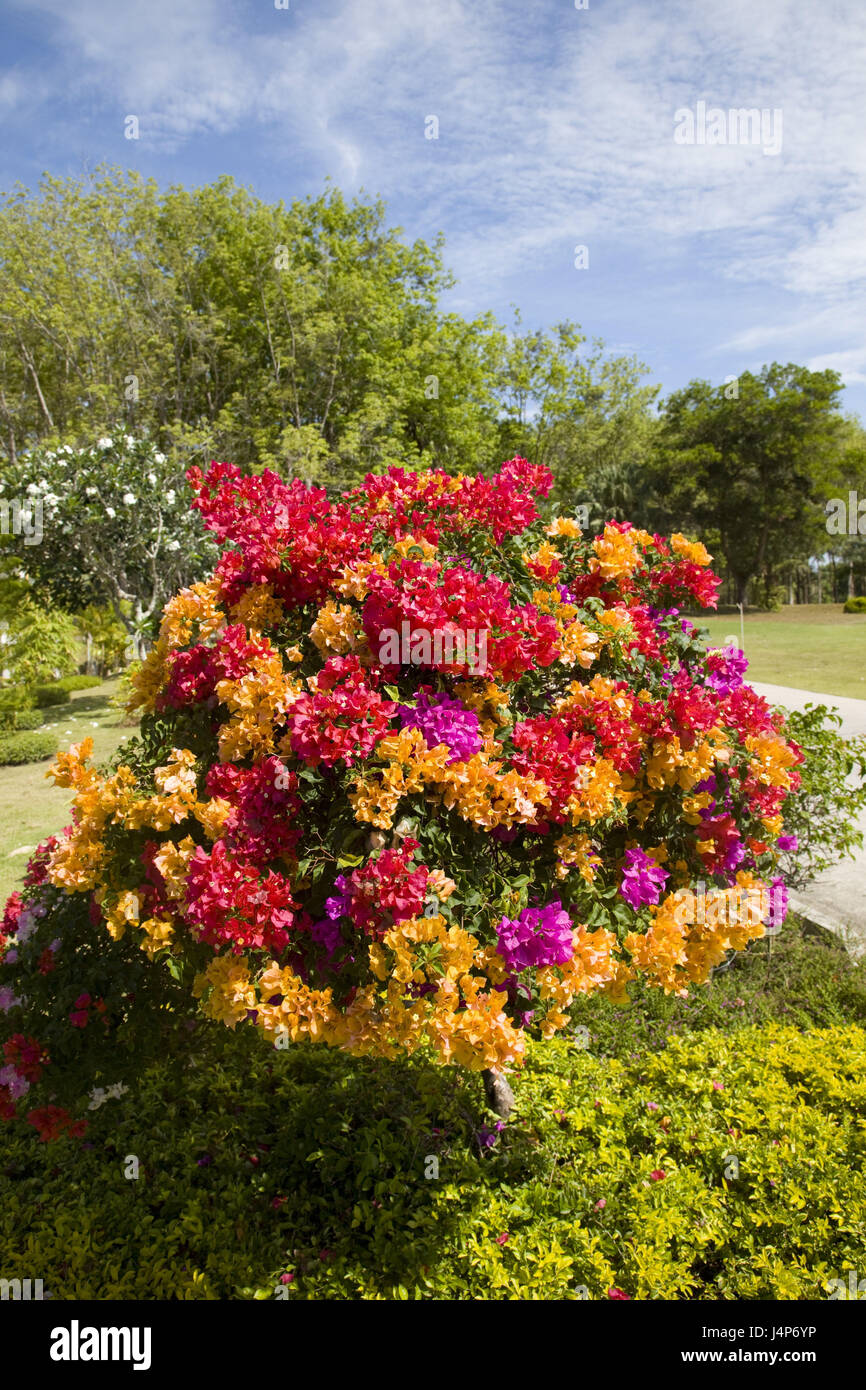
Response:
[[3, 0, 866, 402]]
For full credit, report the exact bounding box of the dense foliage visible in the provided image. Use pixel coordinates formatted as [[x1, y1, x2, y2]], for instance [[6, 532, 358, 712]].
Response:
[[0, 1017, 863, 1300], [771, 704, 866, 890]]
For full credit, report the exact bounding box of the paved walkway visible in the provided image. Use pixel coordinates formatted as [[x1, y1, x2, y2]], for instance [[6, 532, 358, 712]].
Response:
[[749, 682, 866, 958]]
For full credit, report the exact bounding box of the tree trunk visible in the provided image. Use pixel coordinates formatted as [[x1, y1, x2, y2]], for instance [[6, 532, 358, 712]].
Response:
[[482, 1068, 515, 1118], [849, 563, 856, 600]]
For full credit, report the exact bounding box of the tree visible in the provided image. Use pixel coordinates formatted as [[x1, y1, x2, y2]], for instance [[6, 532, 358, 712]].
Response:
[[76, 604, 130, 677], [0, 578, 80, 685], [1, 456, 805, 1131], [0, 168, 504, 488], [824, 418, 866, 600], [2, 436, 216, 654], [492, 316, 659, 516], [651, 364, 844, 606]]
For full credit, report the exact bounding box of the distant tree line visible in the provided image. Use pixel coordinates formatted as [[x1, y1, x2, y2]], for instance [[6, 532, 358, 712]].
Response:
[[0, 166, 864, 632]]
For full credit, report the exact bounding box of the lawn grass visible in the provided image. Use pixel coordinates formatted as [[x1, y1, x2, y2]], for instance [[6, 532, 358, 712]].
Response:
[[0, 679, 135, 905], [695, 604, 866, 699]]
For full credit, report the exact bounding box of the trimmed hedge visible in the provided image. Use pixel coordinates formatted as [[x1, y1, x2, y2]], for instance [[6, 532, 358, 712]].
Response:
[[0, 708, 45, 733], [32, 685, 70, 708], [0, 730, 57, 765], [55, 674, 103, 692], [0, 1024, 863, 1300], [843, 596, 866, 614]]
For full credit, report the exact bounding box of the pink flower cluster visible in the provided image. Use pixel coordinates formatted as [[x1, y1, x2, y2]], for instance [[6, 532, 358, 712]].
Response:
[[496, 901, 576, 973], [288, 656, 395, 768], [185, 840, 297, 955], [363, 559, 559, 683], [619, 847, 670, 911], [205, 756, 300, 863], [161, 623, 274, 710], [398, 689, 482, 763]]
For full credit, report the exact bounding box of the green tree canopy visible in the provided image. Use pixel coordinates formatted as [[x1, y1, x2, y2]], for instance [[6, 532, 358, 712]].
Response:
[[650, 364, 845, 605], [0, 167, 505, 488]]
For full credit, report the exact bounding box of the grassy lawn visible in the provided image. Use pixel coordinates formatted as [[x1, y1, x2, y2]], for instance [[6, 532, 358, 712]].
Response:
[[696, 604, 866, 700], [0, 679, 135, 905]]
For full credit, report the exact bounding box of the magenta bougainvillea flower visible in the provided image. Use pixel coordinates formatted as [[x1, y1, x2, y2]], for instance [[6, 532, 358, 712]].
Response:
[[496, 901, 575, 973], [398, 689, 483, 763], [704, 645, 749, 696], [619, 847, 670, 911]]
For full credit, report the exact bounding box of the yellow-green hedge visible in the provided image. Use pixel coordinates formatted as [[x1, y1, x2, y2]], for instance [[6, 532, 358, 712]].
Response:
[[0, 1024, 863, 1300]]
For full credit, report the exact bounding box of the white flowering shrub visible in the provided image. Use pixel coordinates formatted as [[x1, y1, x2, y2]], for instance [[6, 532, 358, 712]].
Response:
[[3, 437, 216, 652]]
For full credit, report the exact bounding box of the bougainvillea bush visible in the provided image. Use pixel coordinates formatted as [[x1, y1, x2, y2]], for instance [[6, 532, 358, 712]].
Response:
[[0, 457, 805, 1138]]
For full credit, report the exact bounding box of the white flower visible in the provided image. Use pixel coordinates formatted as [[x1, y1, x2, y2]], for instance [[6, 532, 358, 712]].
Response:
[[89, 1081, 129, 1110], [85, 487, 98, 497], [26, 482, 39, 495], [122, 493, 136, 505], [105, 506, 116, 518], [165, 489, 176, 504], [166, 539, 181, 552], [97, 436, 113, 449], [124, 435, 135, 446], [147, 472, 157, 486], [154, 452, 166, 463]]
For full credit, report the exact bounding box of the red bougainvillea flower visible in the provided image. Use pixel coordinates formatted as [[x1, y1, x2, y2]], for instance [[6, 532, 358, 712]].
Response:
[[288, 656, 395, 768], [26, 1105, 87, 1143]]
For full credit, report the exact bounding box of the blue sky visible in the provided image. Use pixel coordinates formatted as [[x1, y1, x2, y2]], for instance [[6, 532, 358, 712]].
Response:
[[2, 0, 866, 419]]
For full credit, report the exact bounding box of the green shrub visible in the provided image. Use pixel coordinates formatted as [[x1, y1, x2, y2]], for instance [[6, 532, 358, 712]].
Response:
[[0, 707, 45, 733], [771, 704, 866, 889], [32, 684, 70, 708], [843, 595, 866, 613], [0, 686, 33, 713], [55, 674, 103, 692], [0, 730, 57, 764], [0, 1024, 863, 1300]]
